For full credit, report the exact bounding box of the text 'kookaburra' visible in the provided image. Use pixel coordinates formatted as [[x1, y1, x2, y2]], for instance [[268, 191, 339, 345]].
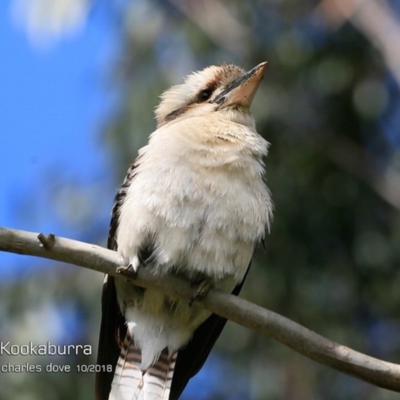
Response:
[[96, 62, 273, 400]]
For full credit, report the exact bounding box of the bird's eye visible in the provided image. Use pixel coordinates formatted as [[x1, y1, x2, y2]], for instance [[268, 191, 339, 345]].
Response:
[[197, 89, 213, 103]]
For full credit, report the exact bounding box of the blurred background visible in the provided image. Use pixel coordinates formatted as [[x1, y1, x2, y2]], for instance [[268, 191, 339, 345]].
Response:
[[1, 0, 400, 399]]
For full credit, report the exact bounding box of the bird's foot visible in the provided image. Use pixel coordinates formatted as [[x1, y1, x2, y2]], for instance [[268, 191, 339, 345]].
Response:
[[189, 278, 213, 306], [117, 256, 140, 280]]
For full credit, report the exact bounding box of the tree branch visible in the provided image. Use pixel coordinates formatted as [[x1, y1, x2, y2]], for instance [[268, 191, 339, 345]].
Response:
[[1, 226, 400, 391]]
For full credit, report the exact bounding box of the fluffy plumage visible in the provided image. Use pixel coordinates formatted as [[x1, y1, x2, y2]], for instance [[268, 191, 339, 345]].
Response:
[[96, 62, 272, 400]]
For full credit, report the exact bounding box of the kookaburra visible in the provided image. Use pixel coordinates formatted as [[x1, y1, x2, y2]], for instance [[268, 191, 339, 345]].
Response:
[[95, 62, 273, 400]]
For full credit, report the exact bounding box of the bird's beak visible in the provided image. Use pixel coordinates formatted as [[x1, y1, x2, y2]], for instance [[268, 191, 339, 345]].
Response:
[[212, 62, 268, 109]]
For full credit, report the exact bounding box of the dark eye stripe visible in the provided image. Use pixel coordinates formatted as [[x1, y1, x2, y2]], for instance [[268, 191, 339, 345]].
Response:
[[163, 82, 218, 124]]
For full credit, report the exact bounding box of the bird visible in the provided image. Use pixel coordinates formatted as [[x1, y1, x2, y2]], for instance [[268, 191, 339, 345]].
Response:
[[95, 61, 273, 400]]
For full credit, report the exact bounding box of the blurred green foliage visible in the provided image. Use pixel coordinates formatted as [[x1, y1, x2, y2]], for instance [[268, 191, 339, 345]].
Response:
[[2, 0, 400, 399]]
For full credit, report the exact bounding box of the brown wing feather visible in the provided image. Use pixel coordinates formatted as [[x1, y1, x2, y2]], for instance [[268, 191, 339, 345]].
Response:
[[95, 162, 138, 400], [95, 275, 125, 400]]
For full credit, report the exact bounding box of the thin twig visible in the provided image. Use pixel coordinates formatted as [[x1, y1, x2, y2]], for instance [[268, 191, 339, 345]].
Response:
[[37, 233, 56, 249], [0, 226, 400, 391]]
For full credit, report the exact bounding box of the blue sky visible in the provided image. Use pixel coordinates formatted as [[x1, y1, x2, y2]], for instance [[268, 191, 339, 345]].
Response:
[[0, 1, 117, 272]]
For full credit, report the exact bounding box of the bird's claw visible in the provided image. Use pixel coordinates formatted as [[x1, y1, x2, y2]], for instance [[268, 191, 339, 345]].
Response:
[[117, 256, 141, 280], [117, 263, 139, 280], [189, 279, 212, 306]]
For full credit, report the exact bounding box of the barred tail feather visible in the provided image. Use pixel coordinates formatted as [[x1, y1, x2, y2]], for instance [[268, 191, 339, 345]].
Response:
[[139, 351, 177, 400], [109, 332, 143, 400], [110, 331, 177, 400]]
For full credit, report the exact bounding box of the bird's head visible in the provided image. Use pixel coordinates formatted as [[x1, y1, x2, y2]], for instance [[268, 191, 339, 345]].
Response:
[[155, 62, 268, 128]]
